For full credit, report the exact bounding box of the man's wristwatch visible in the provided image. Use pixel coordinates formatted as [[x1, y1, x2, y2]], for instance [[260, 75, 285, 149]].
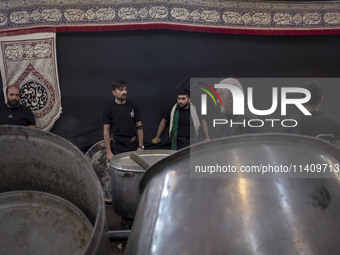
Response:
[[138, 145, 145, 149]]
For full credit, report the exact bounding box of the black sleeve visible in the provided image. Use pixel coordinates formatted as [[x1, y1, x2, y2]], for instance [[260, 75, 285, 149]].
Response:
[[103, 104, 111, 125], [28, 109, 35, 125], [162, 104, 173, 122], [133, 102, 142, 122]]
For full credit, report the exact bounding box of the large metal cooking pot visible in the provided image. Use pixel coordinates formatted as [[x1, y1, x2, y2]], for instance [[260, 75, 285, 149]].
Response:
[[0, 191, 93, 255], [125, 134, 340, 255], [0, 125, 111, 255], [109, 150, 174, 219]]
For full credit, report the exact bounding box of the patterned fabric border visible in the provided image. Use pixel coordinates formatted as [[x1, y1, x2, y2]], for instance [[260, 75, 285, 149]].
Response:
[[0, 1, 340, 35], [0, 33, 62, 130]]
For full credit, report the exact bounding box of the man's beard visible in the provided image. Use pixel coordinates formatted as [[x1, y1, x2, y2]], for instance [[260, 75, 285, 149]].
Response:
[[178, 102, 188, 109], [117, 94, 127, 101], [7, 99, 19, 108]]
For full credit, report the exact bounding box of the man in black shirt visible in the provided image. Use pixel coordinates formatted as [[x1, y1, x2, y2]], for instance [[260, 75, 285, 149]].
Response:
[[0, 85, 35, 128], [152, 88, 210, 150], [288, 80, 340, 146], [103, 79, 144, 160]]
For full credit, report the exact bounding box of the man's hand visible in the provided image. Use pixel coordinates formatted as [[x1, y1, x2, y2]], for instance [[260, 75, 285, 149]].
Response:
[[106, 152, 114, 163], [152, 137, 161, 144]]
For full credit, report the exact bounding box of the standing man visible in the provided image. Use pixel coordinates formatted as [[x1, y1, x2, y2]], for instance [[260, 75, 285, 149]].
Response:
[[288, 80, 340, 146], [103, 79, 144, 161], [152, 88, 210, 150], [216, 78, 260, 137], [0, 85, 35, 128]]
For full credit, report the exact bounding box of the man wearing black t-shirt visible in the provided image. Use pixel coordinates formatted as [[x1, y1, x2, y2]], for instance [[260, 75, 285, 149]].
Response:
[[152, 89, 210, 150], [0, 85, 35, 128], [288, 80, 340, 147], [103, 80, 144, 160]]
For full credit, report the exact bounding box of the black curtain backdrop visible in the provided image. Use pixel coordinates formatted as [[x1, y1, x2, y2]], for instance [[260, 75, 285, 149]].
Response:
[[1, 29, 340, 152]]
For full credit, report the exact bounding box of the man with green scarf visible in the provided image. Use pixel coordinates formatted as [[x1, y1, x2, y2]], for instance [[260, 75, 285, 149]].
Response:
[[152, 88, 210, 150]]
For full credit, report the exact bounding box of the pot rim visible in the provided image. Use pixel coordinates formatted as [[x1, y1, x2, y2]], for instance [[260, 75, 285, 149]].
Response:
[[138, 133, 340, 193]]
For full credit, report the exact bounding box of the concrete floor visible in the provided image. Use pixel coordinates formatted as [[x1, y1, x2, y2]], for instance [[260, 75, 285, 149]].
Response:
[[105, 205, 129, 255]]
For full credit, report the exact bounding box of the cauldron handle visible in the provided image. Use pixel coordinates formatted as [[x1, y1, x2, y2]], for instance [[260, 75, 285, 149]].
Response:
[[130, 152, 150, 170], [114, 171, 135, 177]]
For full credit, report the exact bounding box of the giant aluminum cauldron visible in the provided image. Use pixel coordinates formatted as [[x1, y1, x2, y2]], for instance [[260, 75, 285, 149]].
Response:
[[0, 125, 111, 255], [125, 134, 340, 255], [109, 150, 174, 219]]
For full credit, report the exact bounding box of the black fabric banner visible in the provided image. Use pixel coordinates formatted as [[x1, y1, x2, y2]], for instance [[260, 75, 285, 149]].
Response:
[[1, 30, 340, 152]]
